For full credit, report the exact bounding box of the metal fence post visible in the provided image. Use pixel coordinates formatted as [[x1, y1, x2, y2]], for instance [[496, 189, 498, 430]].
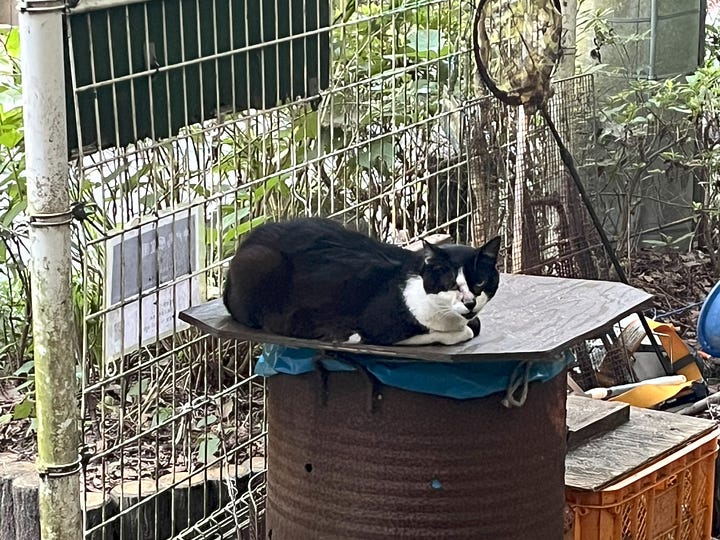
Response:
[[19, 1, 82, 539]]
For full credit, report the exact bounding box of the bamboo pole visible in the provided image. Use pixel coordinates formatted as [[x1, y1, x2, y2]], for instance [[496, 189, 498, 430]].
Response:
[[19, 2, 82, 539], [557, 0, 577, 78]]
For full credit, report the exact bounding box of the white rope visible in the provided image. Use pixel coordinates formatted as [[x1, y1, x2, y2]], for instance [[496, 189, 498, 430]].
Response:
[[501, 361, 532, 408]]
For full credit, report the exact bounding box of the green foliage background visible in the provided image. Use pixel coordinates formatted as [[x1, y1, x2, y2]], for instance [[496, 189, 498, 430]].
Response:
[[0, 0, 477, 429], [578, 8, 720, 266]]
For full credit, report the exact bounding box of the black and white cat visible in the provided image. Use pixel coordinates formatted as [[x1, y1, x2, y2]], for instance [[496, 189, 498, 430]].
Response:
[[223, 217, 501, 346]]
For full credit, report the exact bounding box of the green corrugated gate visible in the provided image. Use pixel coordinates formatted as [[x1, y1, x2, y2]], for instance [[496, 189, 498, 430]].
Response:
[[65, 0, 330, 154]]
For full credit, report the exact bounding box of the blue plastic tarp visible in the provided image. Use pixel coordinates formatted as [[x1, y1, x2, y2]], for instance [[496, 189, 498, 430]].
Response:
[[256, 344, 570, 400]]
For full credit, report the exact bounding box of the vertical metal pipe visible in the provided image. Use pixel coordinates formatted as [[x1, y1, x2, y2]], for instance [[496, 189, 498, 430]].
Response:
[[19, 2, 82, 539], [648, 0, 657, 78]]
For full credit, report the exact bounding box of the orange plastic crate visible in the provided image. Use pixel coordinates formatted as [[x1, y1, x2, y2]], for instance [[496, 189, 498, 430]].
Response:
[[566, 430, 719, 540]]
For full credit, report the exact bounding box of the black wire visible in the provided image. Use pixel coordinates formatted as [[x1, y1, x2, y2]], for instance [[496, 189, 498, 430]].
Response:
[[538, 108, 673, 374], [655, 301, 705, 321]]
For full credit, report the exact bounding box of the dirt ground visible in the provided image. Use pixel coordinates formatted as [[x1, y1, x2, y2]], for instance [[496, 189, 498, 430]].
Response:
[[626, 247, 719, 372]]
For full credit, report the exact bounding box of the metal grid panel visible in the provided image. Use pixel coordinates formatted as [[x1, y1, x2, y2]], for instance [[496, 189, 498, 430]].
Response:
[[64, 0, 480, 537], [461, 75, 630, 391], [463, 74, 608, 278]]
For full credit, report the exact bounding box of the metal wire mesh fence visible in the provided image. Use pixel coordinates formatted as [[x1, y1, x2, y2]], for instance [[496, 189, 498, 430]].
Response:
[[65, 0, 477, 537], [58, 0, 600, 537], [464, 74, 608, 277], [461, 75, 625, 392]]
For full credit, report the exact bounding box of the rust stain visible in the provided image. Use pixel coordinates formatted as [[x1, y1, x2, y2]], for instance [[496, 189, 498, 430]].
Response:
[[265, 369, 567, 539]]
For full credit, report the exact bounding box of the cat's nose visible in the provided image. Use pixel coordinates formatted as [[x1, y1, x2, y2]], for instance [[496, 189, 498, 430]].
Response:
[[463, 299, 476, 311]]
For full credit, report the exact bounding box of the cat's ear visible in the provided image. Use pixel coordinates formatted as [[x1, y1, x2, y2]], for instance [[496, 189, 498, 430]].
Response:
[[422, 239, 442, 263], [478, 236, 501, 260]]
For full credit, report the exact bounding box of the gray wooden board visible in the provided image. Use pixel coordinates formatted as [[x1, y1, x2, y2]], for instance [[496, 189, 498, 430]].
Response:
[[566, 395, 630, 450], [565, 405, 717, 491], [180, 273, 653, 363]]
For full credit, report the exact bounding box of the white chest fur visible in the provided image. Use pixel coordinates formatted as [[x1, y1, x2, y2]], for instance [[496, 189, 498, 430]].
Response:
[[401, 276, 468, 333]]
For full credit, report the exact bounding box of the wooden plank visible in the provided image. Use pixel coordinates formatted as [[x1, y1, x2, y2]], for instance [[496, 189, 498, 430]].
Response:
[[566, 395, 630, 450], [565, 405, 717, 491], [180, 273, 653, 363]]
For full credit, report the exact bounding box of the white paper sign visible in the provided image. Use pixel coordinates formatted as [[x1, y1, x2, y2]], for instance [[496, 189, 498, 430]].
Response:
[[103, 208, 205, 363]]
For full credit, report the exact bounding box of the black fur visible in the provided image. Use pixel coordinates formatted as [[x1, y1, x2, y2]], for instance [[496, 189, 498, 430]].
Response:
[[223, 217, 500, 345]]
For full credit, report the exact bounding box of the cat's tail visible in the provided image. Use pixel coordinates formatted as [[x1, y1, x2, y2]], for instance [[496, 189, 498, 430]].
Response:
[[222, 272, 234, 314], [222, 244, 290, 329], [222, 264, 259, 327]]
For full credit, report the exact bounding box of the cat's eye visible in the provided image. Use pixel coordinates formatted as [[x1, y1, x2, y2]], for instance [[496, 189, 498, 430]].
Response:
[[474, 281, 487, 293]]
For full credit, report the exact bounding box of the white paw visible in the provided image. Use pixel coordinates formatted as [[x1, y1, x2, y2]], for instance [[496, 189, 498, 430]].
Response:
[[395, 326, 475, 346], [437, 325, 474, 345], [344, 333, 362, 344]]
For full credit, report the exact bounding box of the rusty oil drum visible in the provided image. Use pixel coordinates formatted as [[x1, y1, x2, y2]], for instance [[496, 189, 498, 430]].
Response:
[[265, 367, 567, 539]]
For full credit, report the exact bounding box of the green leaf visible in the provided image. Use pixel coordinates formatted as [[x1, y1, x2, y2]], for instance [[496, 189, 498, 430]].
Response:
[[2, 200, 26, 227], [0, 87, 23, 114], [358, 135, 395, 170], [12, 397, 34, 420], [221, 206, 251, 231], [15, 379, 34, 392], [127, 378, 149, 399], [223, 215, 268, 245], [0, 127, 22, 149], [196, 414, 218, 429], [197, 434, 220, 463], [253, 175, 284, 200], [294, 110, 319, 140], [240, 215, 268, 233], [206, 227, 219, 247], [0, 413, 12, 425], [14, 359, 34, 375], [406, 29, 442, 58], [4, 28, 20, 59], [668, 232, 695, 246], [151, 407, 173, 428]]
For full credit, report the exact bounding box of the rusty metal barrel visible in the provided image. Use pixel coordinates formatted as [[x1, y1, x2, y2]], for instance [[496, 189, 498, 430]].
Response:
[[265, 368, 567, 539]]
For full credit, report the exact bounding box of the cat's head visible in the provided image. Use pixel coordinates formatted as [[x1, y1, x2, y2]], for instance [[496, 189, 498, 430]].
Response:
[[420, 236, 501, 318]]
